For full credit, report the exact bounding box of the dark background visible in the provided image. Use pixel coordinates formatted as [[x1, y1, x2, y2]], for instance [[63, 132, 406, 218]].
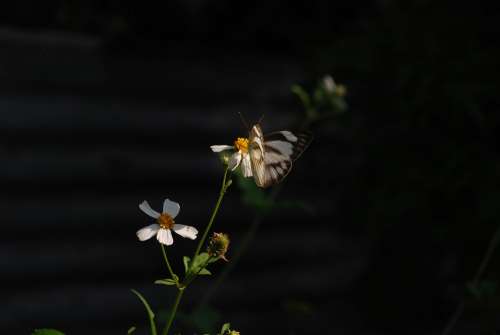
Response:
[[2, 1, 499, 334]]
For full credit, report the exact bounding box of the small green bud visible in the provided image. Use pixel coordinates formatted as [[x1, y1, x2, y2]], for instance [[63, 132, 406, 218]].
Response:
[[220, 152, 232, 166]]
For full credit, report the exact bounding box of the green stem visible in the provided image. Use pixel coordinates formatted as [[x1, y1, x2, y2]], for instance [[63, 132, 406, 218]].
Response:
[[193, 167, 230, 259], [161, 288, 184, 335], [195, 184, 281, 310], [441, 225, 500, 335], [472, 226, 500, 285], [160, 244, 176, 279], [160, 168, 230, 335]]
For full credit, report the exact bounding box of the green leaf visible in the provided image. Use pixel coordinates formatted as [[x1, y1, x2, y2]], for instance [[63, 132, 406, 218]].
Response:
[[130, 289, 157, 335], [192, 253, 210, 273], [183, 256, 191, 273], [186, 253, 213, 277], [131, 289, 155, 319], [208, 256, 219, 264], [154, 278, 177, 286], [32, 329, 65, 335], [219, 323, 231, 335], [198, 268, 211, 275], [193, 252, 210, 267], [313, 87, 324, 105], [291, 85, 312, 110], [127, 326, 136, 334]]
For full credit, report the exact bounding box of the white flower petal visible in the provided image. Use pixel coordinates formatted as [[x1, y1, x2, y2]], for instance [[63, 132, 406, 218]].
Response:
[[228, 152, 242, 171], [173, 224, 198, 240], [162, 199, 180, 218], [139, 201, 160, 219], [136, 224, 160, 241], [210, 145, 234, 152], [157, 228, 174, 245], [241, 154, 253, 177]]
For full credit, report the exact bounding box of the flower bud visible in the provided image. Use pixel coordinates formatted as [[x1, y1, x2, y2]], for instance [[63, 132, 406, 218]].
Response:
[[220, 152, 231, 166], [207, 232, 230, 261], [322, 75, 347, 97], [335, 84, 347, 97], [322, 75, 336, 93]]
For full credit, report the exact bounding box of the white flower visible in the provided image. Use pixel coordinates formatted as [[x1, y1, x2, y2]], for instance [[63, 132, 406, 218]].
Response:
[[137, 199, 198, 246], [210, 137, 252, 177]]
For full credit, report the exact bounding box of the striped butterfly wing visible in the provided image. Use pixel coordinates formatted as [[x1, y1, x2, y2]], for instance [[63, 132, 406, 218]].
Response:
[[265, 130, 313, 162], [249, 124, 312, 188]]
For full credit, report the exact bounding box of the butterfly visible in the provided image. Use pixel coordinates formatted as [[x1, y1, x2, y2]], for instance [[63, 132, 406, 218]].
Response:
[[211, 124, 312, 188]]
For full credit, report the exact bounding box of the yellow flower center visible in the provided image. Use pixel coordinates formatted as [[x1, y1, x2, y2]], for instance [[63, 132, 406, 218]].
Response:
[[234, 137, 249, 153], [157, 213, 175, 229]]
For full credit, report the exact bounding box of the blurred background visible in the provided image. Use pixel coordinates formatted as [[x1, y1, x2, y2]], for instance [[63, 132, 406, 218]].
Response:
[[1, 1, 499, 334]]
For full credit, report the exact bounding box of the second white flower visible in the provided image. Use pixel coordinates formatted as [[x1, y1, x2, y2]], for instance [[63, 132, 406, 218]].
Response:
[[137, 198, 198, 246]]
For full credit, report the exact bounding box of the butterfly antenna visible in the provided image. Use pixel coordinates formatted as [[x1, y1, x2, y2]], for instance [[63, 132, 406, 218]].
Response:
[[238, 111, 250, 131]]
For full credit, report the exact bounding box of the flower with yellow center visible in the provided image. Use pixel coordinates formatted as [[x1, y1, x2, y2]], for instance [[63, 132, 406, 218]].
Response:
[[157, 212, 175, 230], [233, 137, 249, 153], [137, 199, 198, 246], [211, 137, 253, 177]]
